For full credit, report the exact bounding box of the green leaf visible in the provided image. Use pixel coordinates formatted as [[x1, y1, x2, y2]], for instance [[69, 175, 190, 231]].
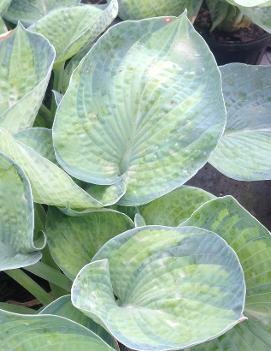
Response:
[[0, 0, 11, 14], [16, 127, 56, 162], [72, 226, 245, 351], [30, 0, 118, 65], [118, 0, 203, 20], [210, 64, 271, 181], [0, 17, 8, 34], [0, 127, 102, 209], [4, 0, 80, 26], [40, 295, 119, 350], [227, 0, 271, 6], [46, 208, 134, 279], [0, 309, 116, 351], [0, 303, 36, 315], [0, 24, 55, 133], [0, 153, 44, 270], [239, 6, 271, 33], [139, 186, 215, 226], [181, 196, 271, 351], [53, 14, 226, 206]]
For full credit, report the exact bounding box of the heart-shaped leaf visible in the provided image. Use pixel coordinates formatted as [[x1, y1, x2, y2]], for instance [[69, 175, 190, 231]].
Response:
[[118, 0, 203, 20], [53, 14, 226, 206], [45, 208, 134, 279], [0, 153, 44, 270], [40, 295, 120, 350], [72, 226, 245, 351], [181, 196, 271, 351], [210, 64, 271, 181], [4, 0, 80, 26], [0, 309, 115, 351], [139, 186, 215, 226], [0, 24, 55, 133], [30, 0, 118, 65], [0, 128, 102, 209]]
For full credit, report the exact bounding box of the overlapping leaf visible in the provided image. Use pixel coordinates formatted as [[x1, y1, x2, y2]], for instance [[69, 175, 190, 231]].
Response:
[[118, 0, 203, 20], [53, 14, 226, 206], [30, 0, 118, 64], [45, 208, 133, 279], [139, 186, 215, 226], [0, 153, 44, 270], [0, 128, 102, 209], [0, 309, 115, 351], [210, 64, 271, 181], [41, 295, 119, 350], [4, 0, 80, 26], [182, 196, 271, 351], [0, 24, 55, 133], [72, 226, 245, 351]]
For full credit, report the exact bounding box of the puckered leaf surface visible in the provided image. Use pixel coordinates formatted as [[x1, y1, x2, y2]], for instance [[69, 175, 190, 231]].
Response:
[[53, 14, 226, 206], [3, 0, 80, 26], [0, 24, 55, 133], [182, 196, 271, 351], [72, 226, 245, 351], [0, 153, 44, 270], [0, 309, 115, 351], [40, 295, 119, 350], [139, 186, 215, 226], [30, 0, 118, 64], [118, 0, 203, 20], [0, 128, 102, 209], [210, 64, 271, 180], [46, 208, 133, 279]]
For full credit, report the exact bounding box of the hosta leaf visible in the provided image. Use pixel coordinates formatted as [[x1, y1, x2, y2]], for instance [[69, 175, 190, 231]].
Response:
[[30, 0, 118, 65], [139, 186, 215, 226], [4, 0, 80, 26], [72, 226, 245, 351], [0, 17, 7, 34], [0, 128, 102, 209], [53, 14, 226, 206], [46, 208, 133, 279], [210, 64, 271, 180], [239, 6, 271, 33], [182, 196, 271, 351], [0, 0, 11, 14], [40, 295, 119, 350], [0, 309, 115, 351], [227, 0, 271, 6], [0, 303, 36, 314], [0, 24, 55, 133], [16, 127, 56, 162], [118, 0, 203, 20], [0, 153, 44, 270]]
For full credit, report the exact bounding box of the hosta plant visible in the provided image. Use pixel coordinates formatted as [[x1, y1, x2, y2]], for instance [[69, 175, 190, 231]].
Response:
[[0, 2, 270, 351]]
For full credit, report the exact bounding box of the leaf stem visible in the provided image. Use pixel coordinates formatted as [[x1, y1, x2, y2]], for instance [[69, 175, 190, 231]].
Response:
[[5, 269, 53, 306], [24, 262, 71, 292]]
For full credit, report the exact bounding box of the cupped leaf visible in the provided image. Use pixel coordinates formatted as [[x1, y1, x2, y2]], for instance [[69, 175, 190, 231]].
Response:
[[40, 295, 119, 350], [72, 226, 245, 351], [0, 24, 55, 133], [118, 0, 203, 20], [4, 0, 80, 26], [0, 128, 102, 209], [0, 0, 11, 14], [182, 196, 271, 351], [30, 0, 118, 65], [139, 186, 215, 226], [53, 14, 226, 206], [0, 309, 115, 351], [46, 208, 133, 279], [0, 153, 44, 270], [210, 64, 271, 181]]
